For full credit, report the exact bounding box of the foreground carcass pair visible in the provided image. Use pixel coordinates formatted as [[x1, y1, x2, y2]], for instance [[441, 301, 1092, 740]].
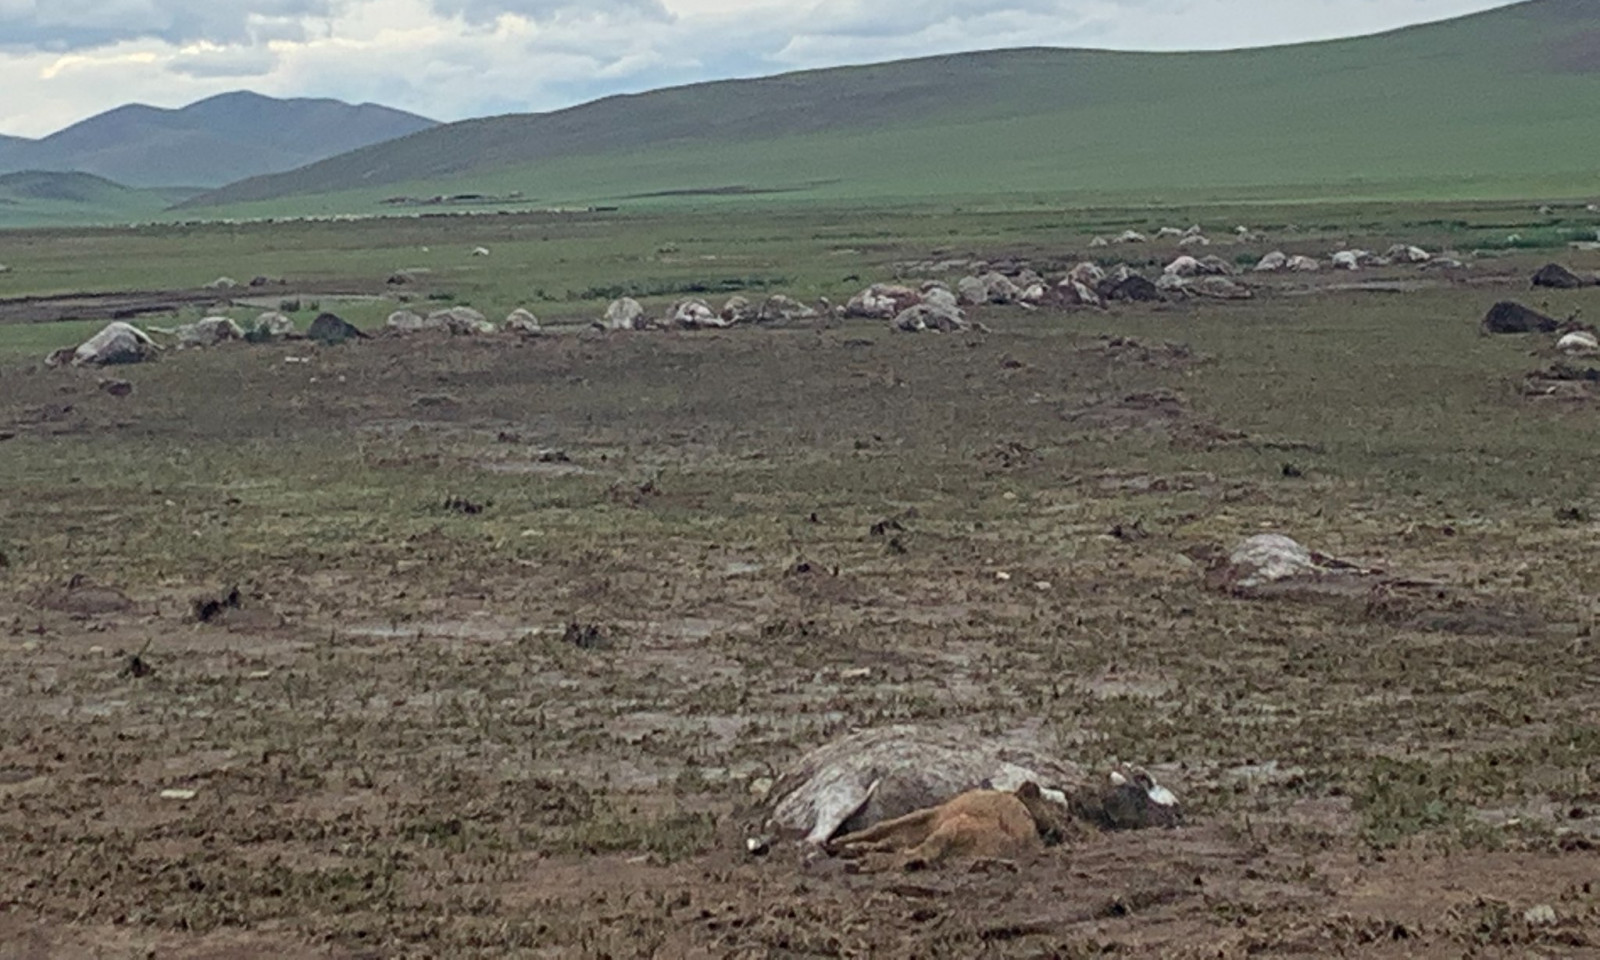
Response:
[[757, 725, 1179, 870]]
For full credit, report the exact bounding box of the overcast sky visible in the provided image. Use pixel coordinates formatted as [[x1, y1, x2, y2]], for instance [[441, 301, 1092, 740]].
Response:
[[0, 0, 1521, 137]]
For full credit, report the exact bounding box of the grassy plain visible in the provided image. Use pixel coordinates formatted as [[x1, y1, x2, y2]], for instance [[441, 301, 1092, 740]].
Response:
[[3, 196, 1598, 348], [0, 171, 187, 230], [0, 200, 1599, 956]]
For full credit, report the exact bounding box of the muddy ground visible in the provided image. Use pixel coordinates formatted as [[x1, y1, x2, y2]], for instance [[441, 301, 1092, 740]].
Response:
[[1, 264, 1599, 957]]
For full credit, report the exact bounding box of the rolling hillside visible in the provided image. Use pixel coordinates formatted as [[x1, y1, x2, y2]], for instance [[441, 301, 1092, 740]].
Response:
[[0, 92, 436, 189], [0, 171, 192, 229], [188, 0, 1600, 214]]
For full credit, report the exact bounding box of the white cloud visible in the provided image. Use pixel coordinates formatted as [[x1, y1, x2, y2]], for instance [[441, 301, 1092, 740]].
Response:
[[0, 0, 1523, 137], [429, 0, 671, 26], [0, 0, 339, 50], [170, 43, 282, 78]]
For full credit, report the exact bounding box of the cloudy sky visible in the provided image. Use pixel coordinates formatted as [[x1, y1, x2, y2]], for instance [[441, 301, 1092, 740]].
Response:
[[0, 0, 1520, 137]]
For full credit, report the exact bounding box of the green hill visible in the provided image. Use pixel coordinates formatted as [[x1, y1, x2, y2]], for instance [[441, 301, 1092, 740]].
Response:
[[186, 0, 1600, 216], [0, 171, 192, 228]]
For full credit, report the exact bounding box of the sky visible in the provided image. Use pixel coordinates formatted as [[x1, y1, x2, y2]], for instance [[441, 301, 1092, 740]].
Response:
[[0, 0, 1523, 137]]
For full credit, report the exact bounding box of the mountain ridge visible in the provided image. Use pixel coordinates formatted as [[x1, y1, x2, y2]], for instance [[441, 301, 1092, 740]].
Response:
[[0, 93, 437, 189]]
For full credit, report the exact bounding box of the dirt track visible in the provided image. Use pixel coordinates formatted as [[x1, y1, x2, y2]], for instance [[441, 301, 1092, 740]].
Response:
[[0, 283, 379, 325]]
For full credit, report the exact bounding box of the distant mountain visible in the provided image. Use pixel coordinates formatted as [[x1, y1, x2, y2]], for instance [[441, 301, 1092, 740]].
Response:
[[188, 0, 1600, 213], [0, 171, 193, 229], [0, 136, 25, 173], [0, 92, 437, 189]]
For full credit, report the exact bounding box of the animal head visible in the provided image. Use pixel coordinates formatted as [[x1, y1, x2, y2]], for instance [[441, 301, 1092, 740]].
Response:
[[1072, 767, 1182, 831], [1013, 781, 1082, 846]]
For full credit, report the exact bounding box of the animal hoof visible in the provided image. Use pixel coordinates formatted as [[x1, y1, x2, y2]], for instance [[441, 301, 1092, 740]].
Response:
[[967, 858, 1020, 875]]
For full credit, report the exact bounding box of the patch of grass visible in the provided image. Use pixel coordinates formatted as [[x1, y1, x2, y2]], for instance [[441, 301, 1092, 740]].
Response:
[[563, 811, 719, 863], [573, 275, 792, 301], [1473, 228, 1587, 251], [1355, 759, 1469, 848], [0, 171, 177, 229]]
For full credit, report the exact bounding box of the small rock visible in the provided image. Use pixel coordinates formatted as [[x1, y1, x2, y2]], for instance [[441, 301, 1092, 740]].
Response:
[[995, 571, 1012, 582], [563, 622, 611, 650], [748, 777, 774, 801], [191, 586, 241, 624], [441, 496, 487, 515], [98, 379, 133, 397], [159, 789, 198, 801]]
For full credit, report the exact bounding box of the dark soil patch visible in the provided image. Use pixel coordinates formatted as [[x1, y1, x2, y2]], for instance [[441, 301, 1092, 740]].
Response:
[[33, 574, 134, 616], [0, 284, 371, 325], [1063, 390, 1246, 449], [191, 586, 242, 624], [1079, 334, 1206, 369]]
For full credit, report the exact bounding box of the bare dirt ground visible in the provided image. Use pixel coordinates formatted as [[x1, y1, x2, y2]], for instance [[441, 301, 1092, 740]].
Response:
[[0, 283, 384, 326], [2, 277, 1599, 957]]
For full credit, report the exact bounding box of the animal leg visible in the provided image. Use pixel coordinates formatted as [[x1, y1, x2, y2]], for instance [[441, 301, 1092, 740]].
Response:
[[832, 838, 899, 859], [896, 816, 970, 871], [827, 808, 936, 856]]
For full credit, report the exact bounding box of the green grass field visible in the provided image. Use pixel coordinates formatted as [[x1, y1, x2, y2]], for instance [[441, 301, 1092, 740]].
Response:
[[2, 196, 1595, 359]]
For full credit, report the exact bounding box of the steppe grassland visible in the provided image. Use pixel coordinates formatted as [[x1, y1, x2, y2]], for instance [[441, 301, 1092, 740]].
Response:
[[0, 200, 1597, 956]]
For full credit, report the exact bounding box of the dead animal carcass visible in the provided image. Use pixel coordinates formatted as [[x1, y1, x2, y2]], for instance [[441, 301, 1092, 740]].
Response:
[[760, 725, 1180, 847]]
